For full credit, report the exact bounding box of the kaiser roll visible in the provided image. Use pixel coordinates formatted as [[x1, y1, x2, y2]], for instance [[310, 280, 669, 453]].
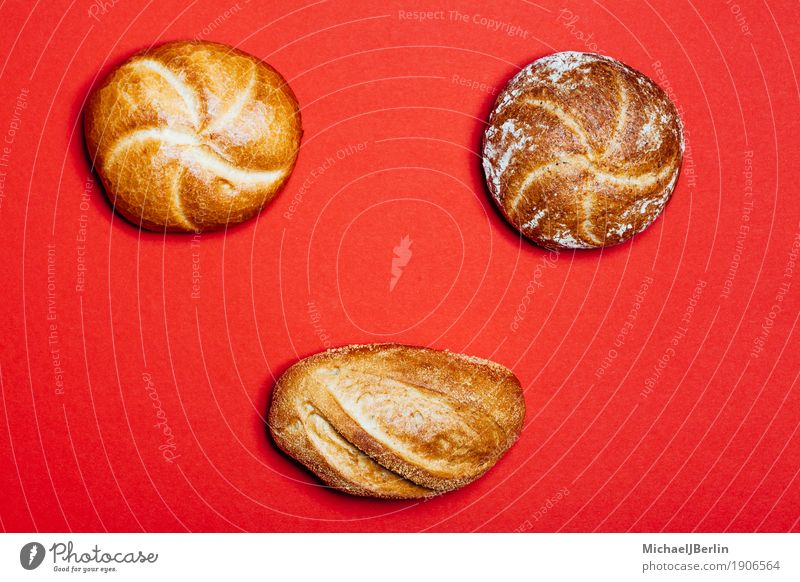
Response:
[[483, 51, 683, 249], [84, 40, 302, 232]]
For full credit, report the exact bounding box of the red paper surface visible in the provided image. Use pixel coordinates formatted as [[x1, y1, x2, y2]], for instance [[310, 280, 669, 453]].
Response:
[[0, 0, 799, 532]]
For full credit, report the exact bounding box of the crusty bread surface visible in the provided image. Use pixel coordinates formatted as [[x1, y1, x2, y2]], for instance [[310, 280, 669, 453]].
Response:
[[483, 51, 683, 249], [268, 344, 525, 499], [84, 40, 301, 232]]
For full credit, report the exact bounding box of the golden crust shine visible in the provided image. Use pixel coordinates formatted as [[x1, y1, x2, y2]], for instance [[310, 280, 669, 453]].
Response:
[[268, 344, 525, 499], [84, 40, 302, 232]]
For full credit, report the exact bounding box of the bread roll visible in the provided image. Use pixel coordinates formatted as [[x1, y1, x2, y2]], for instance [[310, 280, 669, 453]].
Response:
[[268, 344, 525, 498], [84, 41, 302, 232], [483, 52, 683, 249]]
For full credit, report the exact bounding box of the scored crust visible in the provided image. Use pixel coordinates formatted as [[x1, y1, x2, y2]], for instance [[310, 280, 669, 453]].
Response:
[[84, 40, 302, 232], [483, 51, 684, 249], [268, 344, 525, 499]]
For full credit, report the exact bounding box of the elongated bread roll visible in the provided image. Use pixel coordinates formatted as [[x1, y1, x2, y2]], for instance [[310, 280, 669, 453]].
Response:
[[483, 51, 683, 249], [84, 40, 302, 232], [268, 344, 525, 498]]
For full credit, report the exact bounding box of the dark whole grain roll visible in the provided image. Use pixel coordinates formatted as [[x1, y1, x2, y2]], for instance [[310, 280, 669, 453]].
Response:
[[483, 51, 684, 249]]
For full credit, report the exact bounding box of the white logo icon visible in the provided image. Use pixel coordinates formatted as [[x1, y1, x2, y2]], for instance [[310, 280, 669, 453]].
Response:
[[390, 236, 413, 291]]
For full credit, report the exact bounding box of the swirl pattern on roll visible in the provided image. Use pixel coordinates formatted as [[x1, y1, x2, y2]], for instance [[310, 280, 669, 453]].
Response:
[[483, 52, 684, 249], [84, 41, 302, 232]]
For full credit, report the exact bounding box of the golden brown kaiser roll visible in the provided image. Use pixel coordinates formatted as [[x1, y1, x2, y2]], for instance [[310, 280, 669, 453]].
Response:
[[268, 344, 525, 499], [483, 52, 683, 249], [84, 40, 302, 232]]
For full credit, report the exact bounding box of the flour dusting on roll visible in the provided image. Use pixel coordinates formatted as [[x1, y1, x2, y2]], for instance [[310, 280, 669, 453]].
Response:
[[85, 41, 302, 232], [483, 51, 683, 249]]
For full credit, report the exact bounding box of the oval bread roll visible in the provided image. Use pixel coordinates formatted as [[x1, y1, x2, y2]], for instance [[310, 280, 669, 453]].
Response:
[[268, 344, 525, 498], [483, 51, 683, 249], [84, 41, 302, 232]]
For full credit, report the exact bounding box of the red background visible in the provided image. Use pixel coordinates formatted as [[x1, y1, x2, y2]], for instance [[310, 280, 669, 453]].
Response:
[[0, 0, 799, 532]]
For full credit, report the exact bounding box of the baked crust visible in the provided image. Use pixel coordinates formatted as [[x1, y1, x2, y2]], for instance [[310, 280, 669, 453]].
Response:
[[268, 344, 525, 499], [84, 40, 302, 232], [483, 51, 683, 249]]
